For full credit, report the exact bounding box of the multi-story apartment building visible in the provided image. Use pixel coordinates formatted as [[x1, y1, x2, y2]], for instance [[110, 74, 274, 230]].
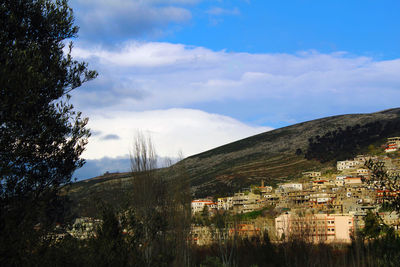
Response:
[[287, 190, 311, 206], [232, 192, 261, 213], [275, 213, 355, 243], [262, 192, 280, 206]]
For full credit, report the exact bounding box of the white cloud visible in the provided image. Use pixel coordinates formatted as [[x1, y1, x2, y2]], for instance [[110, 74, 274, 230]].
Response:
[[207, 7, 240, 16], [72, 42, 400, 116], [70, 41, 400, 160], [73, 42, 219, 67], [71, 0, 193, 42], [82, 108, 271, 160]]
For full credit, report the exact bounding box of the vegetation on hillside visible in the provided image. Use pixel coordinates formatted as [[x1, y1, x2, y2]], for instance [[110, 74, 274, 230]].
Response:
[[305, 119, 400, 162]]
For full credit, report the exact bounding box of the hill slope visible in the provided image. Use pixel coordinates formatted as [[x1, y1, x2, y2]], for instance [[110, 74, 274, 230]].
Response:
[[183, 108, 400, 197], [67, 108, 400, 216]]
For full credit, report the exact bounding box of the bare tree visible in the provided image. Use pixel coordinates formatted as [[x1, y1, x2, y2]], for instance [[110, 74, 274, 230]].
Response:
[[164, 153, 192, 267], [366, 159, 400, 212], [128, 132, 192, 266], [129, 131, 169, 266], [208, 211, 239, 267], [130, 131, 157, 173]]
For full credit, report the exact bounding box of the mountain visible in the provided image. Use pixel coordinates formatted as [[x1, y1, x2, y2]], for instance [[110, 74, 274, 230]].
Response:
[[66, 108, 400, 216]]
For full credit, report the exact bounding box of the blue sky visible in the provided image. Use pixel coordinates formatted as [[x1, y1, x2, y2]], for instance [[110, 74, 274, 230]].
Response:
[[69, 0, 400, 179]]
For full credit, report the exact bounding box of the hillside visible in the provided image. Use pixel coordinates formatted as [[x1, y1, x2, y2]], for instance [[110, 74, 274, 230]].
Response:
[[67, 108, 400, 216], [183, 108, 400, 197]]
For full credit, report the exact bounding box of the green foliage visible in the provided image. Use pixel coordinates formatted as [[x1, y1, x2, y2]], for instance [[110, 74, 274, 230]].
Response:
[[0, 0, 96, 264], [252, 188, 261, 195], [305, 120, 400, 162], [361, 211, 383, 239], [379, 202, 395, 212], [235, 209, 264, 221], [88, 207, 129, 267]]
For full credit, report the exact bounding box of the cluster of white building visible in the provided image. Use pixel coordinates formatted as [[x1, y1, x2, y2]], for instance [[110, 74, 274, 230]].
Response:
[[336, 155, 378, 171]]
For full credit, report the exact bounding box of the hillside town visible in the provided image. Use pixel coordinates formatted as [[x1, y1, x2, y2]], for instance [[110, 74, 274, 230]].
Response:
[[190, 137, 400, 245], [58, 137, 400, 247]]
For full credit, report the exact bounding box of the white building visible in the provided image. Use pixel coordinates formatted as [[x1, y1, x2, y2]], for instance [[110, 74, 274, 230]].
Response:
[[279, 183, 303, 192], [303, 171, 322, 178], [357, 168, 370, 177], [337, 160, 361, 171], [385, 143, 398, 153], [388, 137, 400, 146], [191, 199, 214, 214]]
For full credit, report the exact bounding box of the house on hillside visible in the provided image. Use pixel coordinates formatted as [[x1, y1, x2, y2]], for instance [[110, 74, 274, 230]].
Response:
[[278, 183, 303, 192], [257, 180, 273, 193], [232, 192, 261, 213], [312, 179, 331, 190], [303, 171, 321, 178], [191, 199, 215, 214], [385, 137, 400, 152], [217, 197, 233, 210], [337, 160, 361, 171], [357, 168, 370, 178], [344, 177, 363, 185]]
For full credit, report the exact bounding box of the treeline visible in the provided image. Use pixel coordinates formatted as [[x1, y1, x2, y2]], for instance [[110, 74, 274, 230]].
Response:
[[304, 119, 400, 163], [31, 225, 400, 267], [1, 159, 192, 266], [198, 232, 400, 267]]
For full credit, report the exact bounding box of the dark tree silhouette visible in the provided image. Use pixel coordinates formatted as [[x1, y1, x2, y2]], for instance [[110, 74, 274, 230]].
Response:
[[0, 0, 96, 264], [305, 120, 400, 162]]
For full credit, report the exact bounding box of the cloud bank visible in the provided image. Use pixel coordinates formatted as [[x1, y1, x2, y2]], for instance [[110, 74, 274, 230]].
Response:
[[82, 108, 271, 160], [70, 42, 400, 178], [72, 41, 400, 122]]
